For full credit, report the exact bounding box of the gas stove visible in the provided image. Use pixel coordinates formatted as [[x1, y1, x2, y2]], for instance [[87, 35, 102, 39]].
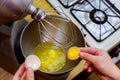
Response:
[[47, 0, 120, 62], [70, 0, 120, 41]]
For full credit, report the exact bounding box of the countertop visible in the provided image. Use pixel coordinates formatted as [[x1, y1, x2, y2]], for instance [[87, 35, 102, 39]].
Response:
[[25, 0, 86, 80]]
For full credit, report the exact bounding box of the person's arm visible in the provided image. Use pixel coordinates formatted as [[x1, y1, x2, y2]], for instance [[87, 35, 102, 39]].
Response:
[[79, 47, 120, 80], [13, 63, 34, 80]]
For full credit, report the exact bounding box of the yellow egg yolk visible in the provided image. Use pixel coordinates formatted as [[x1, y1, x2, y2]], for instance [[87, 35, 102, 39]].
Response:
[[67, 47, 80, 60]]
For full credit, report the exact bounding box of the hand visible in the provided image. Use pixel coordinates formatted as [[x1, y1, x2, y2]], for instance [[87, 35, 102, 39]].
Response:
[[13, 63, 34, 80], [79, 47, 120, 80]]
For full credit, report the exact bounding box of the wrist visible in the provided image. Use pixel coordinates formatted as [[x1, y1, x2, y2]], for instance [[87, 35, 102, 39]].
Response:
[[107, 62, 120, 80], [112, 68, 120, 80]]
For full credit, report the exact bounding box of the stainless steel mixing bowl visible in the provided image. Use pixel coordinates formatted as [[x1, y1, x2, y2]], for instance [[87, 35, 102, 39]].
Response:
[[20, 15, 85, 74]]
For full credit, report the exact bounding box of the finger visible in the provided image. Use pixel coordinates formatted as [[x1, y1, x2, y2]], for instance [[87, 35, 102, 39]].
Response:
[[26, 67, 34, 80], [83, 61, 91, 70], [87, 66, 94, 73], [79, 52, 96, 63], [79, 47, 100, 55], [21, 71, 26, 80], [84, 61, 94, 73], [13, 63, 26, 80]]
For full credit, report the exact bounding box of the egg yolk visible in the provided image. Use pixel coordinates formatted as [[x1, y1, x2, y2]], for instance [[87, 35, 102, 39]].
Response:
[[67, 47, 80, 60]]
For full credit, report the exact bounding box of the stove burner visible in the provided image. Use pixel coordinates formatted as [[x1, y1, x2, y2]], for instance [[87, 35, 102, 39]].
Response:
[[90, 9, 108, 24], [71, 0, 120, 41]]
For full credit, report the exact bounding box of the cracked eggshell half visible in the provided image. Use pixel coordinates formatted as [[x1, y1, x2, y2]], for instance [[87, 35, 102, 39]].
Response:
[[25, 55, 41, 71]]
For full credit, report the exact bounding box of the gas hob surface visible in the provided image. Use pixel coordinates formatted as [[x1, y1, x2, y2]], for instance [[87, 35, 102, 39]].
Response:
[[71, 0, 120, 41], [47, 0, 120, 51]]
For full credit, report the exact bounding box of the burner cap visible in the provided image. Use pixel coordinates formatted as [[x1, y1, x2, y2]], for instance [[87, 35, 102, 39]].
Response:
[[90, 9, 108, 24]]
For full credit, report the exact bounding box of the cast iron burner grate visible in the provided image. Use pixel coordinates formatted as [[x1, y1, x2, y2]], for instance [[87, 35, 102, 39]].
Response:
[[70, 0, 120, 41], [58, 0, 79, 8]]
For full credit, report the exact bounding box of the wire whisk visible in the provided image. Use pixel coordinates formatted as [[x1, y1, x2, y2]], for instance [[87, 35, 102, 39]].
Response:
[[37, 14, 78, 49]]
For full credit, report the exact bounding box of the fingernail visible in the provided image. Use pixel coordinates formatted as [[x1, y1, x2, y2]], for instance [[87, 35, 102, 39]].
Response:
[[28, 67, 33, 73], [83, 65, 87, 70]]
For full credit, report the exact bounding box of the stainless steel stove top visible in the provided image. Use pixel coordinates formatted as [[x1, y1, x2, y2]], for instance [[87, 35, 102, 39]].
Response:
[[47, 0, 120, 51], [58, 0, 80, 8], [70, 0, 120, 41]]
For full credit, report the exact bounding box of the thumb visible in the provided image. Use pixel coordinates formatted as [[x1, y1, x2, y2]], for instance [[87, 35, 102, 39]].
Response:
[[79, 52, 96, 63], [26, 68, 34, 80]]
